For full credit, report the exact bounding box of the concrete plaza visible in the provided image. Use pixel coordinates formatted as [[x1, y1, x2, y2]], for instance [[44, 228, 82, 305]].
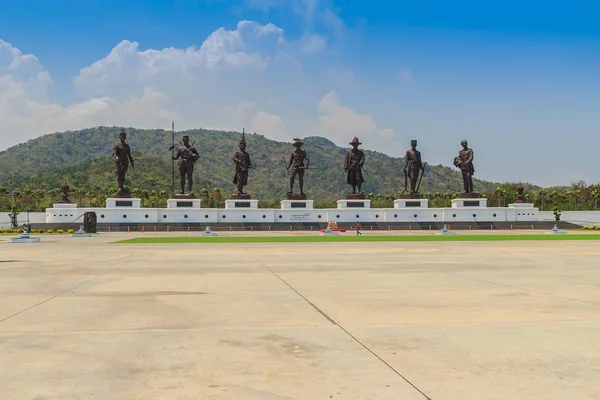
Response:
[[1, 233, 599, 399]]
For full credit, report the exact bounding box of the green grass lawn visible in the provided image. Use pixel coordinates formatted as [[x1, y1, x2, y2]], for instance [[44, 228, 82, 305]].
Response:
[[114, 234, 600, 244]]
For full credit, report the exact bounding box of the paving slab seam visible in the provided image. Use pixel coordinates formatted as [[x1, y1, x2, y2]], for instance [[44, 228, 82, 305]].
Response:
[[0, 254, 143, 325], [243, 247, 433, 400]]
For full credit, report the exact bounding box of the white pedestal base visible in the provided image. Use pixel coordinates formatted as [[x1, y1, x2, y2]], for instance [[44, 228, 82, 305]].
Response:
[[508, 202, 535, 208], [225, 199, 259, 209], [337, 199, 371, 209], [451, 198, 488, 208], [106, 198, 142, 208], [394, 199, 429, 208], [53, 203, 77, 209], [280, 200, 314, 210], [167, 199, 201, 209], [9, 236, 41, 243]]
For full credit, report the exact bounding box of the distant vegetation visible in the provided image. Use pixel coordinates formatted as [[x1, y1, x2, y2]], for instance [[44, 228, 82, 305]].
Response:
[[0, 126, 598, 211]]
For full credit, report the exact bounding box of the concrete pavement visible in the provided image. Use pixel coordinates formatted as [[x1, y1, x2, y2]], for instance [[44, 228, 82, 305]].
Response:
[[1, 233, 599, 399]]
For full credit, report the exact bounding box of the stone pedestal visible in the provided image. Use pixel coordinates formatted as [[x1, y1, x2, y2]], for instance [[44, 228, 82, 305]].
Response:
[[451, 198, 488, 208], [53, 203, 78, 209], [508, 202, 536, 209], [337, 199, 371, 209], [106, 198, 142, 208], [167, 198, 201, 209], [224, 199, 259, 209], [394, 199, 429, 208], [281, 200, 314, 209], [9, 233, 41, 243]]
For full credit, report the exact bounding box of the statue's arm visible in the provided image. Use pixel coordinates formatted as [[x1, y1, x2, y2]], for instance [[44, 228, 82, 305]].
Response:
[[127, 147, 135, 166], [305, 152, 310, 168], [287, 153, 294, 169], [359, 151, 365, 167], [343, 153, 350, 171], [467, 150, 474, 164]]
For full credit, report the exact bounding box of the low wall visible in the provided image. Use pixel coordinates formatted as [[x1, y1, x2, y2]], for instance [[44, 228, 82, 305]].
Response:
[[0, 212, 46, 229], [539, 211, 600, 226]]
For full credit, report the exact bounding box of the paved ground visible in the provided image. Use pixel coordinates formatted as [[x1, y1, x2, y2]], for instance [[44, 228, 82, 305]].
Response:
[[1, 233, 599, 399]]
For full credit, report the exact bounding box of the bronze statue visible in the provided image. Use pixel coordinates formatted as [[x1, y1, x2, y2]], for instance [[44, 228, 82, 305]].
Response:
[[344, 137, 365, 195], [403, 140, 424, 195], [172, 135, 200, 195], [232, 129, 253, 196], [113, 128, 135, 197], [453, 140, 475, 193], [286, 138, 310, 198], [59, 178, 71, 203]]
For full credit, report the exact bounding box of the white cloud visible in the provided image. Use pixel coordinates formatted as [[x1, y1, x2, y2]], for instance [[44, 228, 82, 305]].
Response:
[[301, 33, 327, 54], [316, 90, 401, 152], [221, 102, 289, 141], [0, 22, 290, 149]]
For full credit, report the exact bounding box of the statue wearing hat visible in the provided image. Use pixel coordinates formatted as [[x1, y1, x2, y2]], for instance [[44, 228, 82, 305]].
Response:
[[453, 140, 475, 194], [232, 129, 253, 197], [286, 138, 310, 198], [344, 137, 366, 196], [112, 127, 135, 197], [172, 135, 200, 195], [403, 139, 424, 195]]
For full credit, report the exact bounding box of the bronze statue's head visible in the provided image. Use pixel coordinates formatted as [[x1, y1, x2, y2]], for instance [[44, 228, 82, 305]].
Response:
[[461, 139, 468, 148], [239, 128, 247, 150], [292, 138, 304, 148], [182, 135, 190, 145], [349, 137, 362, 148], [119, 128, 126, 142], [411, 139, 417, 148]]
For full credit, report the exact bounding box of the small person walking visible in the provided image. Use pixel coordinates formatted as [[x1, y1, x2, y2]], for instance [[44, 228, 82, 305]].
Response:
[[356, 221, 362, 236]]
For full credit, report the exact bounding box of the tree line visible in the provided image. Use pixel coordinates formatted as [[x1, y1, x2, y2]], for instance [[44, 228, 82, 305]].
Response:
[[2, 181, 599, 212]]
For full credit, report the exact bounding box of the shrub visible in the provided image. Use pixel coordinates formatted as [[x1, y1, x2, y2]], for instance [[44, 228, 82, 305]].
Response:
[[47, 229, 54, 234], [596, 226, 600, 231], [56, 229, 64, 234], [68, 229, 75, 234]]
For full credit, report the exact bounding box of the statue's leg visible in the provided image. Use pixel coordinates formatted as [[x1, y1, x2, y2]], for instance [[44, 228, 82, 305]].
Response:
[[289, 171, 295, 193], [179, 168, 185, 194], [462, 172, 469, 192], [299, 171, 304, 195], [187, 165, 193, 193]]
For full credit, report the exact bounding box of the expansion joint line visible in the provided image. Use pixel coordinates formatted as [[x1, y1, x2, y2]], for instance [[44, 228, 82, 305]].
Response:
[[0, 254, 139, 325], [244, 248, 432, 400]]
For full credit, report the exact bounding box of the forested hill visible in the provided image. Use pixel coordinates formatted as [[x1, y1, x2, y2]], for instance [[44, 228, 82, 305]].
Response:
[[0, 126, 504, 202]]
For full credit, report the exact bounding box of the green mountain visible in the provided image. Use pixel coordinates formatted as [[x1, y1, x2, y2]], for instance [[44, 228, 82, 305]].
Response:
[[0, 126, 509, 204]]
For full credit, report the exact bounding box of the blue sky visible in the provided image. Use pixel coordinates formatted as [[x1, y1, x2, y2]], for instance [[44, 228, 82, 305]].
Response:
[[1, 0, 599, 186]]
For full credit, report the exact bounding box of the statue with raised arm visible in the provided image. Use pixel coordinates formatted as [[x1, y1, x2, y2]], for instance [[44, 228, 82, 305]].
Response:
[[113, 128, 135, 197], [286, 138, 310, 198], [344, 137, 365, 196], [173, 135, 200, 196], [453, 139, 475, 194], [232, 129, 253, 197]]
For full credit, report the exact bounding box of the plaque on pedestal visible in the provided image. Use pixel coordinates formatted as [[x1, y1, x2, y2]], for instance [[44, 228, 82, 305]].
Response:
[[451, 196, 487, 208], [106, 198, 142, 208], [225, 199, 259, 209], [394, 196, 429, 208], [337, 199, 371, 209], [281, 199, 314, 209], [167, 198, 201, 209]]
